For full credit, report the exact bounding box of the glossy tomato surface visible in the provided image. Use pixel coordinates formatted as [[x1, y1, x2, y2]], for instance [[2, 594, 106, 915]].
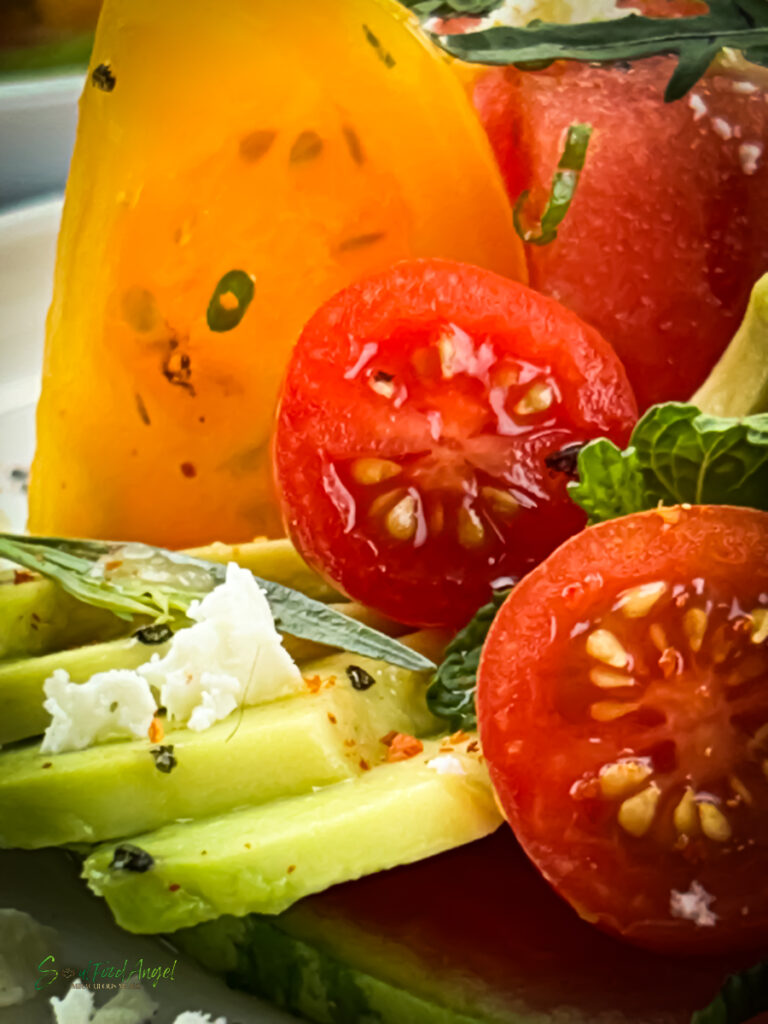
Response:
[[274, 259, 637, 627], [478, 505, 768, 954], [472, 55, 768, 410]]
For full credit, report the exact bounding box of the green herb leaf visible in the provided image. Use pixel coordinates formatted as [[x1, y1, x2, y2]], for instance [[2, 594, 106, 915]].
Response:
[[568, 403, 768, 523], [399, 0, 496, 16], [691, 961, 768, 1024], [0, 534, 435, 673], [423, 0, 768, 101], [206, 270, 255, 333], [514, 122, 591, 245], [426, 588, 511, 730]]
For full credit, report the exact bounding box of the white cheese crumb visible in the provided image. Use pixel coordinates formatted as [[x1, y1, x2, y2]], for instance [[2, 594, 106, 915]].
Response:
[[50, 983, 158, 1024], [688, 93, 708, 121], [732, 80, 759, 94], [139, 562, 301, 731], [0, 909, 57, 1007], [41, 670, 156, 754], [427, 754, 467, 776], [478, 0, 637, 28], [739, 142, 763, 175], [173, 1014, 228, 1024], [670, 880, 718, 927], [711, 117, 734, 140]]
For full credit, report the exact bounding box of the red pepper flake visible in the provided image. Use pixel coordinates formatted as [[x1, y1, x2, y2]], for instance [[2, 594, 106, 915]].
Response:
[[467, 740, 479, 754], [379, 731, 398, 747], [180, 462, 197, 479], [148, 717, 165, 744], [41, 762, 53, 769], [13, 569, 36, 584], [359, 758, 371, 771], [324, 675, 337, 688], [168, 883, 180, 892], [104, 560, 123, 572], [327, 712, 338, 724], [386, 733, 424, 763], [449, 730, 470, 745], [287, 864, 296, 874], [304, 675, 323, 694]]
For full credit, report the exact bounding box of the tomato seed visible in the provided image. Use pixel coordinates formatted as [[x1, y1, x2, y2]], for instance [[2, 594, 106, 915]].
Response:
[[617, 581, 667, 618], [618, 784, 660, 837], [699, 801, 732, 843], [586, 629, 629, 668]]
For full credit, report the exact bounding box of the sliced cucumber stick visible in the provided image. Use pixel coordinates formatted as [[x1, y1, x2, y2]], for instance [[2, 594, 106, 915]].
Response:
[[0, 649, 439, 849], [83, 739, 500, 933]]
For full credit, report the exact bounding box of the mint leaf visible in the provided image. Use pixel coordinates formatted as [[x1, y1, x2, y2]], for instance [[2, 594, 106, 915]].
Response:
[[426, 588, 511, 729], [569, 404, 768, 523], [423, 0, 768, 102], [0, 534, 434, 673], [691, 961, 768, 1024]]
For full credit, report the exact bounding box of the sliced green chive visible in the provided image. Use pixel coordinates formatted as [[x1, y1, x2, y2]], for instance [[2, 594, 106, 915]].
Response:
[[513, 122, 592, 247], [206, 270, 255, 333]]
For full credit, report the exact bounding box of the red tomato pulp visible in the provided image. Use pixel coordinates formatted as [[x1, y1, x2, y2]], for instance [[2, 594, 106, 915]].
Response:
[[274, 259, 637, 627], [471, 50, 768, 410], [478, 505, 768, 954]]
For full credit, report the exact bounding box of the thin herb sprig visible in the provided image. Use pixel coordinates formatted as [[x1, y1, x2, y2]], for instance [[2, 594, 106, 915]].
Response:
[[0, 534, 435, 673]]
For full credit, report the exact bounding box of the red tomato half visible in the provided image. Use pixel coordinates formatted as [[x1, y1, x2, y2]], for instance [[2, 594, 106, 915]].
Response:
[[274, 259, 637, 627], [472, 56, 768, 410], [478, 505, 768, 954]]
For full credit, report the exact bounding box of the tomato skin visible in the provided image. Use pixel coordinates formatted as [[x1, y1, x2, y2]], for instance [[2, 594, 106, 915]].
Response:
[[478, 505, 768, 955], [472, 58, 768, 411], [274, 258, 637, 628]]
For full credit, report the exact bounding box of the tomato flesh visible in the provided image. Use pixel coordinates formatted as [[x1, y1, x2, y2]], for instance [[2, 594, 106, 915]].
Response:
[[274, 259, 637, 627], [472, 56, 768, 410], [478, 505, 768, 954]]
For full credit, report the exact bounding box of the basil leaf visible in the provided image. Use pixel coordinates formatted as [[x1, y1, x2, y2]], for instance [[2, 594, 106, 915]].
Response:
[[426, 588, 511, 730], [0, 534, 434, 673], [425, 1, 768, 101], [514, 123, 591, 246], [691, 961, 768, 1024], [206, 270, 255, 333], [568, 403, 768, 524]]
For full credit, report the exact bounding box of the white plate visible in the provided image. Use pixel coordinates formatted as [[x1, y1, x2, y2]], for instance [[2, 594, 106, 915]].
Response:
[[0, 76, 84, 207], [0, 198, 294, 1023]]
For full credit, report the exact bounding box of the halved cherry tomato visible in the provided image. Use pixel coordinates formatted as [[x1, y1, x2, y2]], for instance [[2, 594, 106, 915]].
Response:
[[478, 505, 768, 954], [274, 259, 637, 627]]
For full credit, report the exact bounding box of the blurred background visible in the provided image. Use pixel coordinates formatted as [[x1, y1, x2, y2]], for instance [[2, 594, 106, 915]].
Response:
[[0, 0, 100, 207]]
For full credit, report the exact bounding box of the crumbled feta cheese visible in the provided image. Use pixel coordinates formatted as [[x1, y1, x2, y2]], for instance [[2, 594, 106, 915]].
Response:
[[50, 983, 158, 1024], [0, 909, 57, 1007], [139, 562, 301, 731], [173, 1014, 227, 1024], [688, 93, 708, 121], [711, 117, 734, 141], [50, 985, 95, 1024], [670, 880, 718, 927], [41, 670, 156, 754], [427, 754, 467, 776], [732, 79, 759, 94], [739, 142, 763, 175], [477, 0, 637, 28]]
